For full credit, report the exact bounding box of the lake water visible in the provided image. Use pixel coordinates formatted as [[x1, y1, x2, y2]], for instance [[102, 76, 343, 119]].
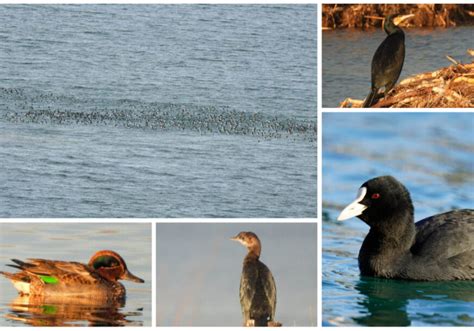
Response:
[[322, 113, 474, 326], [0, 223, 152, 326], [156, 223, 317, 326], [0, 4, 317, 217], [322, 26, 474, 107]]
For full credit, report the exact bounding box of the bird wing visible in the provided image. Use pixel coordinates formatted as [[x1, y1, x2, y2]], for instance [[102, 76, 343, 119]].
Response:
[[259, 261, 277, 319], [15, 259, 101, 284], [371, 33, 405, 87], [240, 260, 258, 318], [412, 210, 474, 276]]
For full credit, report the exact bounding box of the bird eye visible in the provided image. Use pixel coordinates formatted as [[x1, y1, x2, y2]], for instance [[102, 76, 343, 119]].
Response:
[[371, 193, 380, 199]]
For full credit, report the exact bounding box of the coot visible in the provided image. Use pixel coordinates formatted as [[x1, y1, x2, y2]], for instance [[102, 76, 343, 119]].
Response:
[[338, 176, 473, 281]]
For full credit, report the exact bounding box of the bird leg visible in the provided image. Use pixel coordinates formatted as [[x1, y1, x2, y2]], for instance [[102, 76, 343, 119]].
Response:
[[245, 319, 255, 327], [268, 321, 282, 327], [383, 86, 395, 97]]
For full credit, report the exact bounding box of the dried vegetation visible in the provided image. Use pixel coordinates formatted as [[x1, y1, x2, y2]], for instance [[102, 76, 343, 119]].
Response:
[[340, 54, 474, 108], [323, 4, 474, 29]]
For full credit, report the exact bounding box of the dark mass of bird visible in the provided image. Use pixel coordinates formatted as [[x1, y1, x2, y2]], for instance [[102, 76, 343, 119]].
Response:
[[363, 15, 406, 108], [338, 176, 474, 281], [231, 231, 281, 327]]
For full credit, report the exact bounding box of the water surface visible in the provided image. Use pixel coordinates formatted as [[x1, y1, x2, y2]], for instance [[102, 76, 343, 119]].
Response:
[[0, 4, 317, 217]]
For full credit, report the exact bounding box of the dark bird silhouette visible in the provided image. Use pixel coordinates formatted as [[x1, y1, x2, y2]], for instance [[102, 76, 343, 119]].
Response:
[[363, 15, 406, 107], [231, 231, 281, 327], [338, 176, 474, 281]]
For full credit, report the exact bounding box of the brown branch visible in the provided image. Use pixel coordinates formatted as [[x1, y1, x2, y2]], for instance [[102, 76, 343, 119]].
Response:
[[339, 57, 474, 108]]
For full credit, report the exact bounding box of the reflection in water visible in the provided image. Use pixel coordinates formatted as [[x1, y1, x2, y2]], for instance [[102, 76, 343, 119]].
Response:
[[354, 277, 474, 326], [4, 295, 143, 326]]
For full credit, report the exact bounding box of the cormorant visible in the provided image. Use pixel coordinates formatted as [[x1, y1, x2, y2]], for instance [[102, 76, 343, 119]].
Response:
[[231, 231, 280, 327], [338, 176, 474, 280], [363, 15, 406, 108]]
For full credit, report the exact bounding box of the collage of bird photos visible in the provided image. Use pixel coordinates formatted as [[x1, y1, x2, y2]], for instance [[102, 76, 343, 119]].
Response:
[[0, 1, 472, 330]]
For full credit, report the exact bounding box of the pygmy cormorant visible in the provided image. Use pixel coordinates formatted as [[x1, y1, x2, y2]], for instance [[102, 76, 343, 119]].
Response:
[[338, 176, 474, 281], [363, 15, 406, 107], [231, 231, 281, 327]]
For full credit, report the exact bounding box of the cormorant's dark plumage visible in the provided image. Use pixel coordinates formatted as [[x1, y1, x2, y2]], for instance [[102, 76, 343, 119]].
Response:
[[338, 176, 474, 281], [363, 15, 405, 107], [231, 231, 279, 327]]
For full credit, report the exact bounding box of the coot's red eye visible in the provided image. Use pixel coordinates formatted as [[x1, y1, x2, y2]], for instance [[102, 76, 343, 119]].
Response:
[[372, 193, 380, 199]]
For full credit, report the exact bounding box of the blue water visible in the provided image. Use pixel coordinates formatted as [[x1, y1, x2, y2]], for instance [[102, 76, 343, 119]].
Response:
[[0, 223, 152, 326], [322, 112, 474, 326], [0, 4, 317, 217], [156, 223, 317, 326], [322, 26, 474, 107]]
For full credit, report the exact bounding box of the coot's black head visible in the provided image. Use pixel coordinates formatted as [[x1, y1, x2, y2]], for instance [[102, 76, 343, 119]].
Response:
[[337, 176, 414, 228]]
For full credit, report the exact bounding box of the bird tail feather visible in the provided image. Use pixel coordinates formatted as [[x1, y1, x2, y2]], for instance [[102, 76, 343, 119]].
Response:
[[362, 89, 378, 108]]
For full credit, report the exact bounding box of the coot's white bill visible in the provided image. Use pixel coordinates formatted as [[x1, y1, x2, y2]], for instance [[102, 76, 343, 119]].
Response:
[[337, 187, 368, 221]]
